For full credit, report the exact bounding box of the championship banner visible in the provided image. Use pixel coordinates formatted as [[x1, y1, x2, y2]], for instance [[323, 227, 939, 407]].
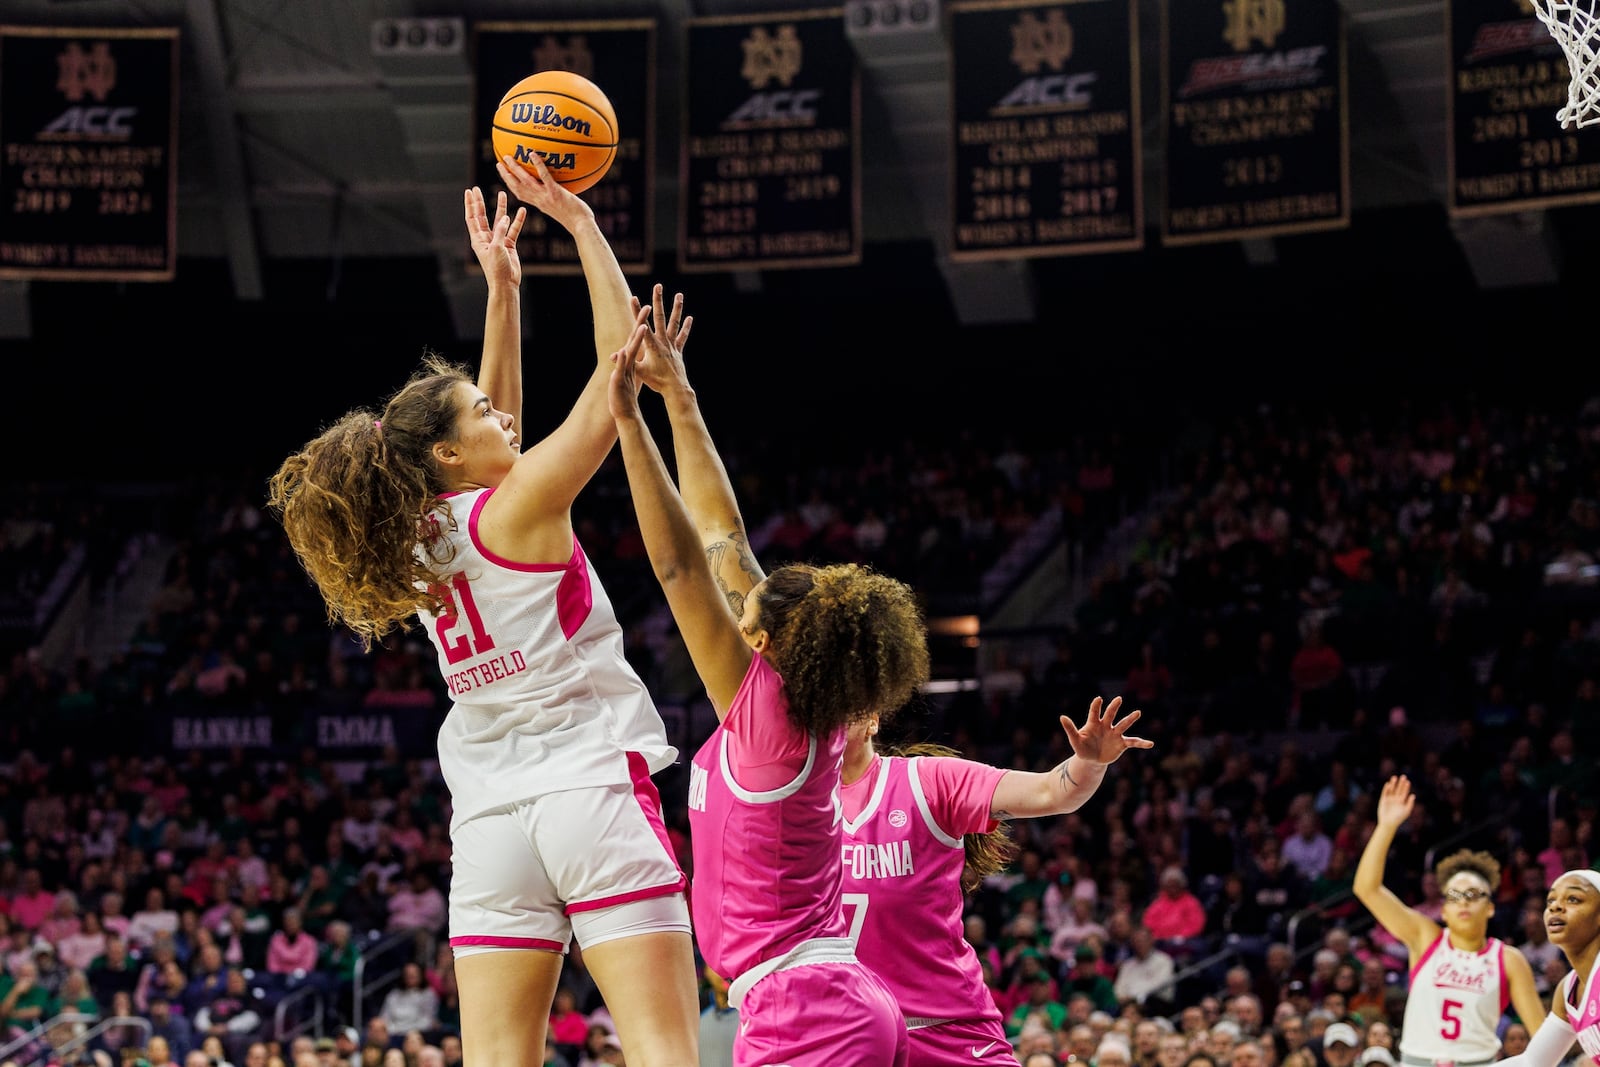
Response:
[[1161, 0, 1348, 245], [679, 9, 861, 272], [0, 26, 178, 281], [1446, 0, 1600, 217], [950, 0, 1144, 260], [473, 20, 655, 273]]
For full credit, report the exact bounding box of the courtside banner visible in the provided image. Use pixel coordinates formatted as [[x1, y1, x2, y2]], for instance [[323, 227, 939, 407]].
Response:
[[950, 0, 1144, 260], [0, 26, 178, 281], [679, 9, 861, 272], [1161, 0, 1348, 245], [1446, 0, 1600, 217], [473, 20, 654, 274]]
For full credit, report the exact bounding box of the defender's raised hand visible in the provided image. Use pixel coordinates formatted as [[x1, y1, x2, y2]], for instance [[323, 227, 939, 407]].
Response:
[[1060, 695, 1153, 767]]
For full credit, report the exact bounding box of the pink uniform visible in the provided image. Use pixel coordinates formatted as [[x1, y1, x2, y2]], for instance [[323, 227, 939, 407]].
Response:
[[687, 655, 908, 1067], [1561, 953, 1600, 1065], [1399, 933, 1509, 1065], [841, 754, 1015, 1066]]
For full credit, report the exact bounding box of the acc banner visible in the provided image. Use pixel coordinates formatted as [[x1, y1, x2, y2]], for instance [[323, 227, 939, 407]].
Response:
[[1161, 0, 1348, 245], [679, 9, 861, 271], [950, 0, 1144, 259], [1447, 0, 1600, 216], [0, 26, 178, 281], [473, 20, 655, 273]]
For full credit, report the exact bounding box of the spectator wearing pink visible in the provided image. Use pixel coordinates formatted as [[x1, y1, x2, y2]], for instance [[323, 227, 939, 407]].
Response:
[[1537, 818, 1582, 887], [233, 840, 269, 894], [9, 870, 57, 933], [57, 912, 107, 973], [1141, 867, 1206, 942], [126, 888, 179, 950], [385, 870, 445, 935], [36, 890, 84, 947], [266, 908, 319, 976], [97, 891, 131, 942]]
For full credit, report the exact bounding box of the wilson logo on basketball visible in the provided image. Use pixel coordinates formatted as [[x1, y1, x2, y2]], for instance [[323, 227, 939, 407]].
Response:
[[508, 102, 593, 137]]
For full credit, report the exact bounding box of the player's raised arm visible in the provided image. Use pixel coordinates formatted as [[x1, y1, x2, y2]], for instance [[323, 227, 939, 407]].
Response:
[[485, 153, 635, 535], [465, 187, 527, 437], [629, 284, 765, 621], [1353, 776, 1440, 960], [608, 323, 754, 717]]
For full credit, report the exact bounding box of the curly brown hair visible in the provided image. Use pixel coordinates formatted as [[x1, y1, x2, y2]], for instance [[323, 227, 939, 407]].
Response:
[[266, 353, 473, 649], [1435, 848, 1501, 891], [752, 562, 930, 737], [882, 740, 1019, 895]]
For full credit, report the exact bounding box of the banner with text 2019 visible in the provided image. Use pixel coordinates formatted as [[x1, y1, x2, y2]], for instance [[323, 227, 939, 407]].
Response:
[[0, 26, 178, 281], [679, 9, 861, 272]]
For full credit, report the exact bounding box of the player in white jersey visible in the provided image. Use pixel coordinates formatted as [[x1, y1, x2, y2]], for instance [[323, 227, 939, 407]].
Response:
[[269, 157, 700, 1067], [1494, 869, 1600, 1067], [1354, 776, 1544, 1067]]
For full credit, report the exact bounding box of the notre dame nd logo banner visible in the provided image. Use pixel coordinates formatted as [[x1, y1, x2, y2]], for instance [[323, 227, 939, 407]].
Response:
[[679, 11, 860, 271], [0, 25, 179, 280]]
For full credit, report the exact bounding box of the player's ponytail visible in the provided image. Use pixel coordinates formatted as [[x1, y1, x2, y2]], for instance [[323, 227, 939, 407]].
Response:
[[268, 354, 472, 648]]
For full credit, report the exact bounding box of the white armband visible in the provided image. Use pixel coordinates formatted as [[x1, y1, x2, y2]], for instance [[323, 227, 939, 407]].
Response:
[[1497, 1013, 1576, 1067]]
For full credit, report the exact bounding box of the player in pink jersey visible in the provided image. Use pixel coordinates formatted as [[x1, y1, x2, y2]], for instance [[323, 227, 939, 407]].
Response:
[[1354, 776, 1545, 1067], [1494, 869, 1600, 1067], [606, 287, 916, 1067], [269, 157, 700, 1067], [839, 695, 1151, 1066]]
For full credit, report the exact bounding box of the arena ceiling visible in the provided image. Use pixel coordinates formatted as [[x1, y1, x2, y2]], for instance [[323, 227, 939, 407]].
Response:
[[0, 0, 1574, 340]]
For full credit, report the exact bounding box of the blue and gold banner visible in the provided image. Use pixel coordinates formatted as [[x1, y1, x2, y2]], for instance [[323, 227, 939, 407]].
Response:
[[1446, 0, 1600, 216], [473, 19, 655, 273], [0, 26, 178, 280], [950, 0, 1144, 259], [1161, 0, 1348, 245], [679, 9, 861, 271]]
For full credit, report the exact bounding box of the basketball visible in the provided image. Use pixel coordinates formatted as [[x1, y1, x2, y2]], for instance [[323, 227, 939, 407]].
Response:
[[491, 70, 618, 195]]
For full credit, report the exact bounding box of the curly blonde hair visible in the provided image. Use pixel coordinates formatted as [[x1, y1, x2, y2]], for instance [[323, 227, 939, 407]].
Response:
[[1435, 848, 1501, 891], [267, 353, 473, 649], [753, 562, 930, 737]]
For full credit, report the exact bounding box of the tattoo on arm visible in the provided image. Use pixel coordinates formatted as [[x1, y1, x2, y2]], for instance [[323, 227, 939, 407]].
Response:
[[707, 530, 762, 621], [1058, 758, 1079, 790]]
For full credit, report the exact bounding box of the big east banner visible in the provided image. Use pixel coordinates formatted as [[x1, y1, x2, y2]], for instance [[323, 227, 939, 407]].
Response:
[[679, 9, 861, 271], [0, 26, 178, 280], [1161, 0, 1349, 245]]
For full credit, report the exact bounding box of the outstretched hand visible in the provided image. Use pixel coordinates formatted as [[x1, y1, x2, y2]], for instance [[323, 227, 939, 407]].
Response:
[[1375, 775, 1416, 830], [465, 187, 526, 289], [1060, 695, 1153, 767], [607, 306, 652, 424], [628, 283, 695, 397]]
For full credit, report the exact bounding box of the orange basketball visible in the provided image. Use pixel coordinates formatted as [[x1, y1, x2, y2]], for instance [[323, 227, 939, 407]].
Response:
[[491, 70, 618, 195]]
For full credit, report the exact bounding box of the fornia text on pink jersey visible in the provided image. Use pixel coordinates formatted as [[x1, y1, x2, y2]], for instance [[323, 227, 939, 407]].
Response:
[[842, 839, 915, 881], [442, 650, 529, 696]]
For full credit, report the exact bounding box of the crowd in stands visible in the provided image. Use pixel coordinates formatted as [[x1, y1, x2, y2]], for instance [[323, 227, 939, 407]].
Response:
[[0, 393, 1596, 1067]]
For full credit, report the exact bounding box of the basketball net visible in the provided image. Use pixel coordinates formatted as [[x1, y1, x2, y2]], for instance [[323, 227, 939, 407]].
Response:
[[1531, 0, 1600, 127]]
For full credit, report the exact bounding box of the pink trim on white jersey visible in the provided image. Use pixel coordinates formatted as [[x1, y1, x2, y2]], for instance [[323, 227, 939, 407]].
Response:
[[1399, 932, 1509, 1063], [1561, 951, 1600, 1064], [422, 487, 677, 831]]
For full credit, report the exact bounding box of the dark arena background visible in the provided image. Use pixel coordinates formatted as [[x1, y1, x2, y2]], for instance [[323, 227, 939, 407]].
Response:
[[1, 2, 1597, 1067]]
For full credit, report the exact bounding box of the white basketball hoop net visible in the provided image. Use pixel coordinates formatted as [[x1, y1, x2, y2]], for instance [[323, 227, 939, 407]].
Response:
[[1531, 0, 1600, 127]]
